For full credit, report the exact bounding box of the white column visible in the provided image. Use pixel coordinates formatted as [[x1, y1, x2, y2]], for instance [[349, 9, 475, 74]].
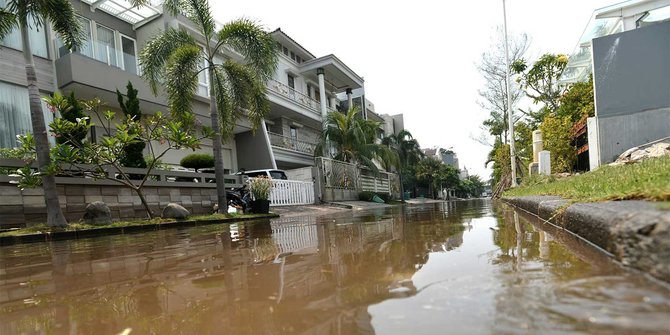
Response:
[[317, 68, 327, 118], [532, 130, 543, 163], [346, 88, 353, 111], [539, 151, 551, 176]]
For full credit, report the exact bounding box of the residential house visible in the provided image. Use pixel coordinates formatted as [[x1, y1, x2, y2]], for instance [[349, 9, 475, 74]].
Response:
[[0, 0, 377, 176], [561, 0, 670, 169]]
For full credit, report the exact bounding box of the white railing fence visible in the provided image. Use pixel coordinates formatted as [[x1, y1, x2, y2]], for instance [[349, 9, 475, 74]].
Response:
[[249, 178, 315, 206], [316, 157, 400, 197]]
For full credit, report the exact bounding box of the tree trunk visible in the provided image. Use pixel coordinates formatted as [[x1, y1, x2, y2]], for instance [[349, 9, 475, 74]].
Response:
[[398, 168, 405, 203], [133, 187, 153, 219], [21, 23, 67, 227], [208, 66, 228, 212]]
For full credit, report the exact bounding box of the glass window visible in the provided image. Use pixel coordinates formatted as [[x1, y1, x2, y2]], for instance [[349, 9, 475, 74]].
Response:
[[197, 47, 209, 97], [287, 74, 295, 89], [58, 16, 93, 58], [95, 24, 118, 67], [0, 82, 54, 148], [0, 0, 48, 58], [120, 35, 137, 75]]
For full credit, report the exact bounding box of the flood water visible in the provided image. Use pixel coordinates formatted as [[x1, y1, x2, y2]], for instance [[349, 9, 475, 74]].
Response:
[[1, 200, 669, 334]]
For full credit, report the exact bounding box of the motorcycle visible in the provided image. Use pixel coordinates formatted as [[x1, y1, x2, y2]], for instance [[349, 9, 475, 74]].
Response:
[[226, 184, 251, 213]]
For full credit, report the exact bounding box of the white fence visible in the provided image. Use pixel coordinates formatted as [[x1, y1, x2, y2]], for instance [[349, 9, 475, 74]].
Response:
[[250, 179, 315, 206], [316, 157, 400, 196]]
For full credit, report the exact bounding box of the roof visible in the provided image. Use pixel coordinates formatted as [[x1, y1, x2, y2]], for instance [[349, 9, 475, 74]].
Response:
[[81, 0, 162, 26], [271, 28, 317, 59]]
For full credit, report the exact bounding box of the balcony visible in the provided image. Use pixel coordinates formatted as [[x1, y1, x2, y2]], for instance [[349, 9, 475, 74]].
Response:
[[55, 49, 166, 111], [268, 132, 317, 155], [267, 79, 321, 115]]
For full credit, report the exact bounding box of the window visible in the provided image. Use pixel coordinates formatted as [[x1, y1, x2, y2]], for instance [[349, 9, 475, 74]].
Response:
[[197, 46, 209, 97], [0, 82, 54, 148], [0, 0, 48, 58], [307, 85, 312, 98], [95, 24, 118, 67], [290, 126, 298, 146], [120, 35, 137, 75], [290, 51, 295, 61], [287, 74, 295, 89], [282, 46, 288, 56], [296, 56, 302, 63]]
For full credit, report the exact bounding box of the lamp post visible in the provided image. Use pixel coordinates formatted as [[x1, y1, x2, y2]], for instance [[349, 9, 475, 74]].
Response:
[[503, 0, 517, 187]]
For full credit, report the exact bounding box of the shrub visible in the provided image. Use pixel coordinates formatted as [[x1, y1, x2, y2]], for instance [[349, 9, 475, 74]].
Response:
[[117, 82, 147, 168], [180, 153, 215, 172], [249, 176, 273, 200]]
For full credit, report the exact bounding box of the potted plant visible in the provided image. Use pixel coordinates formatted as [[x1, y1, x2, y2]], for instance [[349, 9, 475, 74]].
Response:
[[248, 176, 273, 214]]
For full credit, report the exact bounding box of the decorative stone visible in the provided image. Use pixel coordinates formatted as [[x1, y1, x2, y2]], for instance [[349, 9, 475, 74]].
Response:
[[647, 142, 670, 158], [538, 151, 551, 176], [83, 201, 112, 225], [162, 203, 190, 220]]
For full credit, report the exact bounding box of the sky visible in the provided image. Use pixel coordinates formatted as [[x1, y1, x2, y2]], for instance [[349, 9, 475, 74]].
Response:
[[211, 0, 615, 179]]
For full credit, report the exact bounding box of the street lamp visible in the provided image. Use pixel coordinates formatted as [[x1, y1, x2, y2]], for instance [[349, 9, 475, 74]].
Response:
[[503, 0, 517, 187]]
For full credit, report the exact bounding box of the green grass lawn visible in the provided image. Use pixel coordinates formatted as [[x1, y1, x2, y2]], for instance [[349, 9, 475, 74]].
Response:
[[504, 156, 670, 203], [0, 212, 273, 238]]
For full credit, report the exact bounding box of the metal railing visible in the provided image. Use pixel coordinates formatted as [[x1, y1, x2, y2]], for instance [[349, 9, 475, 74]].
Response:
[[267, 79, 337, 115], [268, 132, 317, 155]]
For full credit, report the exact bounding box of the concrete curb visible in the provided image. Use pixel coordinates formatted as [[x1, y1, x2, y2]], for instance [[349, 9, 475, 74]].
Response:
[[503, 196, 670, 282], [0, 213, 279, 246]]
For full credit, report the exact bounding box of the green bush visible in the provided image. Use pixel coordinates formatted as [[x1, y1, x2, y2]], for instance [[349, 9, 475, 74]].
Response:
[[180, 153, 215, 172]]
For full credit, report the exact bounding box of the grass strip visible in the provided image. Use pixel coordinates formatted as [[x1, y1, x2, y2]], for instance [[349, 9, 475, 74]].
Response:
[[505, 156, 670, 202]]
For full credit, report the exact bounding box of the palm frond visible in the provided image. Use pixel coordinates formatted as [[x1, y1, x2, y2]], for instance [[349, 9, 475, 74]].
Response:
[[0, 8, 16, 39], [185, 0, 214, 38], [161, 0, 186, 17], [214, 60, 270, 139], [38, 0, 83, 50], [217, 18, 278, 80], [139, 28, 196, 95], [164, 44, 201, 124]]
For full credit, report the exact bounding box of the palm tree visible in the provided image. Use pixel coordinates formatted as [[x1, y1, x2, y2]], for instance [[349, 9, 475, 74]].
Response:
[[139, 0, 277, 212], [317, 108, 395, 173], [0, 0, 83, 227], [382, 130, 423, 202]]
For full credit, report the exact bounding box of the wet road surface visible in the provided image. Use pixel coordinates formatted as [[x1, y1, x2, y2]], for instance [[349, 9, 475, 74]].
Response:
[[0, 200, 668, 334]]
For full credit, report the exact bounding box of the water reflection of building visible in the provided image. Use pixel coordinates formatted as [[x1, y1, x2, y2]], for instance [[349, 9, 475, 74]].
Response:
[[0, 206, 470, 334]]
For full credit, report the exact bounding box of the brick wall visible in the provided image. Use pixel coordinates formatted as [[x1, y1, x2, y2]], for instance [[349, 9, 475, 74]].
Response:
[[0, 182, 218, 228]]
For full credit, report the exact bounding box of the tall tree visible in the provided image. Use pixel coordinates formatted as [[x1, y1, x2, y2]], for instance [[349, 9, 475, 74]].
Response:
[[477, 27, 530, 145], [382, 130, 423, 202], [139, 0, 278, 212], [117, 81, 147, 168], [511, 53, 569, 123], [0, 0, 83, 227]]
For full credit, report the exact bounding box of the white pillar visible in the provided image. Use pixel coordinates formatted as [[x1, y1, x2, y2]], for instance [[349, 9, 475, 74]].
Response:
[[539, 150, 551, 176], [532, 130, 543, 163], [317, 68, 327, 118], [346, 88, 353, 111]]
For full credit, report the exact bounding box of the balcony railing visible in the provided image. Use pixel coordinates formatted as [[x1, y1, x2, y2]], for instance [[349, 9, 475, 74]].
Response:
[[267, 80, 336, 115], [268, 132, 317, 155]]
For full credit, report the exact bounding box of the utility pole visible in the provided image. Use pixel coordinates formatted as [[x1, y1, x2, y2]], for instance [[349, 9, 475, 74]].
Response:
[[503, 0, 517, 187]]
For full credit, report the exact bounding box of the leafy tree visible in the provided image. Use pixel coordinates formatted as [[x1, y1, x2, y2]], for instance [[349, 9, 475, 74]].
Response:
[[180, 153, 215, 172], [415, 158, 459, 199], [139, 0, 278, 213], [556, 77, 594, 123], [14, 98, 209, 218], [382, 130, 424, 202], [0, 0, 84, 227], [44, 92, 89, 147], [117, 81, 147, 168], [317, 108, 396, 173], [512, 53, 569, 123]]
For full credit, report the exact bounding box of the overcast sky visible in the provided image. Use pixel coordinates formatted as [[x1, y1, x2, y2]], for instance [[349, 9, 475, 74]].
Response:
[[211, 0, 614, 179]]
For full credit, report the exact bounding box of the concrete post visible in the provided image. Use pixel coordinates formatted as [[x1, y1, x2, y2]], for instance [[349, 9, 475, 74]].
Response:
[[539, 150, 551, 176], [532, 130, 543, 163], [346, 88, 353, 111]]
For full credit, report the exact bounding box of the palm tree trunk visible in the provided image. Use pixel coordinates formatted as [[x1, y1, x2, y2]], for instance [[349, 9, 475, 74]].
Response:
[[398, 168, 405, 203], [21, 23, 67, 227], [208, 66, 228, 212]]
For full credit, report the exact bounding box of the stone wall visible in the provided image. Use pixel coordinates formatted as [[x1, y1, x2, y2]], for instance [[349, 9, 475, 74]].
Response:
[[0, 182, 218, 228]]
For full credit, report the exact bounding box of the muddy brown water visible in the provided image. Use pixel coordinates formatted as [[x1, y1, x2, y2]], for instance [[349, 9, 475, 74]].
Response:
[[0, 200, 669, 334]]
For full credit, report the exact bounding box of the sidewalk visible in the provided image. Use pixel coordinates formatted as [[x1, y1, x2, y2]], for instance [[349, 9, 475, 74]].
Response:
[[504, 195, 670, 282]]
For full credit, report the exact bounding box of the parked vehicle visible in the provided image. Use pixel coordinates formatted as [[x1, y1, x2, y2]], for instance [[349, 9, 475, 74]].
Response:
[[236, 169, 288, 180], [226, 184, 251, 212]]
